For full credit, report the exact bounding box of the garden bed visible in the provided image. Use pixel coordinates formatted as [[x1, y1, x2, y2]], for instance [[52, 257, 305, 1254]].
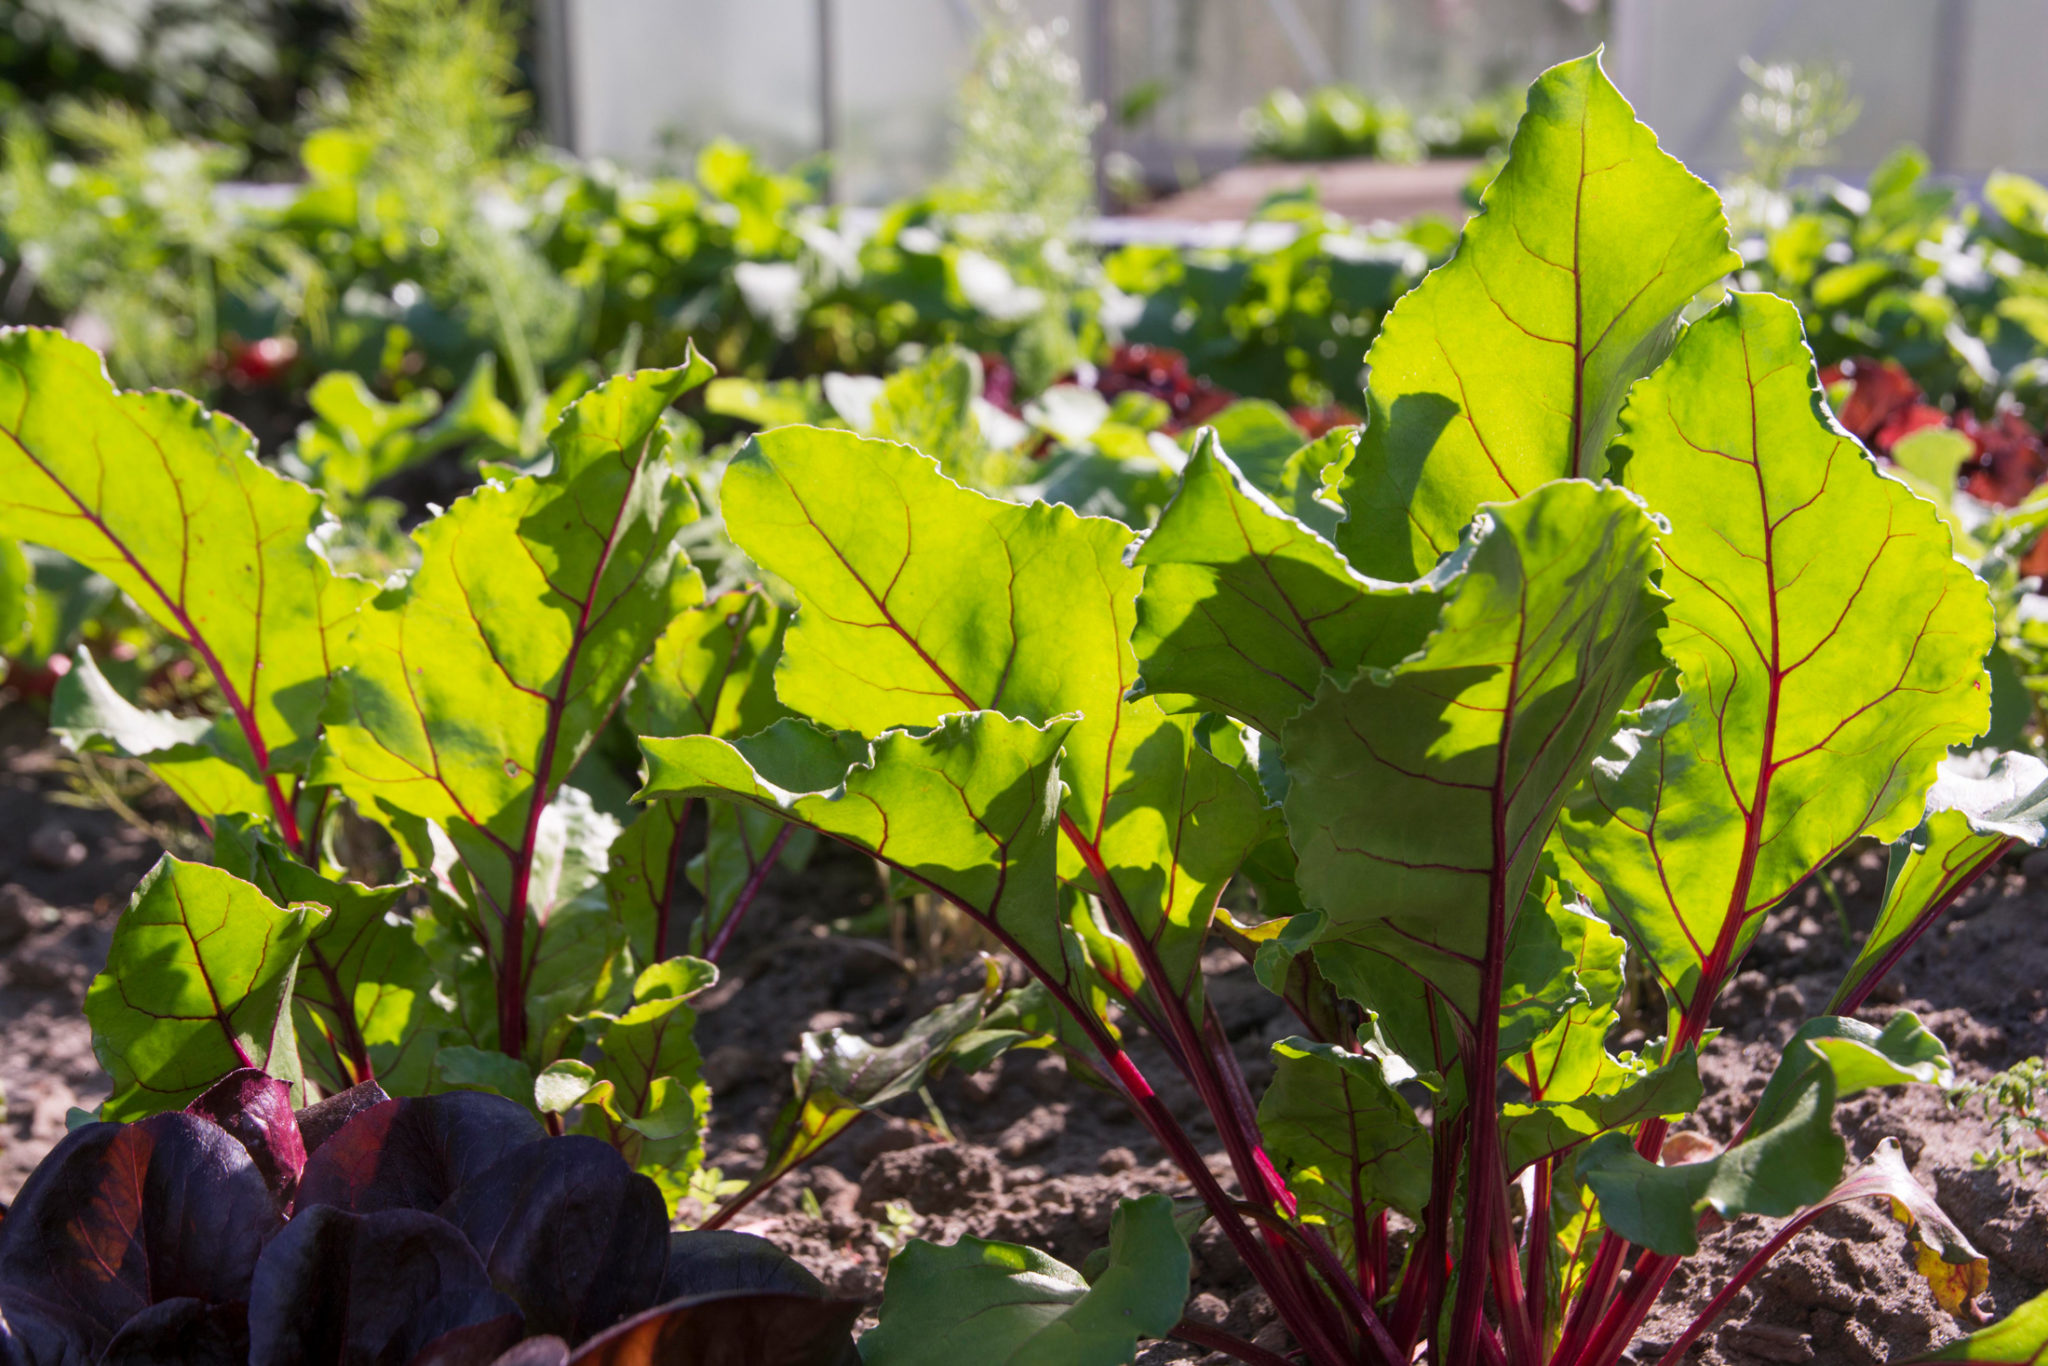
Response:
[[3, 704, 2042, 1366]]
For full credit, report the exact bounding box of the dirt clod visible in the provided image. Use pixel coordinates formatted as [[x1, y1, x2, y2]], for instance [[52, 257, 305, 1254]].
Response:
[[859, 1140, 1003, 1214], [26, 822, 86, 871]]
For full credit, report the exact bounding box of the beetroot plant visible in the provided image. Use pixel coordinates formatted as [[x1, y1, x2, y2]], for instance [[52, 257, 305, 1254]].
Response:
[[633, 53, 2048, 1366]]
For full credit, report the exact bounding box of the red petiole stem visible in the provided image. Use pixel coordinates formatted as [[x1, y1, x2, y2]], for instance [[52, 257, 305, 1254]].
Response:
[[650, 797, 694, 963], [1833, 839, 2011, 1016], [704, 823, 793, 963]]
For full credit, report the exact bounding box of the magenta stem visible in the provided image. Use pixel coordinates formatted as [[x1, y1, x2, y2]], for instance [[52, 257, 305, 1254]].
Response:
[[704, 822, 792, 963]]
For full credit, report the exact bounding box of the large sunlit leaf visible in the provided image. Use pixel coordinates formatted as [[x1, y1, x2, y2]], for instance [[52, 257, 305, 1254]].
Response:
[[1131, 433, 1439, 738], [1830, 750, 2048, 1011], [315, 359, 711, 1046], [717, 425, 1133, 791], [318, 357, 709, 865], [85, 856, 322, 1120], [860, 1192, 1190, 1366], [1558, 294, 1995, 1013], [712, 425, 1255, 1008], [1334, 54, 1739, 579], [0, 327, 373, 827], [1280, 480, 1666, 1063]]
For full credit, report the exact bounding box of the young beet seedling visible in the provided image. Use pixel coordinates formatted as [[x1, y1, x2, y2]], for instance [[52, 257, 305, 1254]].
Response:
[[637, 52, 2048, 1366]]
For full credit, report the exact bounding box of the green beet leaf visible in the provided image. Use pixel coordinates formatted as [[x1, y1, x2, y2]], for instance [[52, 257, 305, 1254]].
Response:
[[1336, 53, 1739, 579], [577, 956, 718, 1214], [315, 358, 710, 1054], [0, 536, 28, 657], [711, 424, 1266, 1012], [1559, 293, 1995, 1016], [0, 328, 373, 833], [1515, 897, 1629, 1104], [318, 357, 709, 865], [1503, 898, 1700, 1170], [1830, 750, 2048, 1012], [1131, 432, 1440, 738], [210, 815, 433, 1095], [860, 1192, 1190, 1366], [516, 786, 631, 1060], [86, 856, 322, 1120], [630, 584, 790, 743], [1502, 1049, 1700, 1175], [718, 425, 1133, 800], [1281, 479, 1666, 1067], [1259, 1035, 1430, 1264], [1195, 398, 1307, 497], [52, 646, 271, 819], [640, 714, 1075, 989], [686, 800, 815, 959], [431, 1044, 534, 1100], [612, 584, 795, 962], [743, 968, 1008, 1206], [1056, 704, 1271, 1014], [1272, 426, 1355, 541], [1580, 1012, 1952, 1253]]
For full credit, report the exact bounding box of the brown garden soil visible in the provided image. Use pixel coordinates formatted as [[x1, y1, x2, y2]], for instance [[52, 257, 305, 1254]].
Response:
[[2, 698, 2044, 1365]]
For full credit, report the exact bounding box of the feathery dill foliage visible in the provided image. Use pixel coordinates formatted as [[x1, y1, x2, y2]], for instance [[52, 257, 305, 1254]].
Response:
[[939, 2, 1101, 392], [945, 1, 1099, 244], [0, 101, 260, 388], [316, 0, 574, 405]]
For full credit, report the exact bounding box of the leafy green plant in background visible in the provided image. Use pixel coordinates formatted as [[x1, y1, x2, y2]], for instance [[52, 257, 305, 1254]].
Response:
[[286, 0, 576, 408], [0, 0, 351, 170], [1246, 83, 1524, 164]]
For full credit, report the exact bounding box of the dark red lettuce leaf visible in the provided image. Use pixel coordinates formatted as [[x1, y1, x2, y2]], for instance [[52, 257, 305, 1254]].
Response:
[[297, 1093, 544, 1215], [657, 1232, 827, 1303], [99, 1297, 245, 1365], [562, 1294, 862, 1366], [488, 1340, 569, 1366], [403, 1311, 528, 1366], [437, 1137, 667, 1345], [188, 1069, 307, 1209], [0, 1114, 277, 1342], [296, 1080, 392, 1158], [247, 1204, 523, 1366], [0, 1285, 100, 1366]]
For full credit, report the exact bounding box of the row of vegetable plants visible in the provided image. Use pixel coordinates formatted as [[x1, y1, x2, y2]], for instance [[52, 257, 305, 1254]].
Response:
[[5, 49, 2048, 1366]]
